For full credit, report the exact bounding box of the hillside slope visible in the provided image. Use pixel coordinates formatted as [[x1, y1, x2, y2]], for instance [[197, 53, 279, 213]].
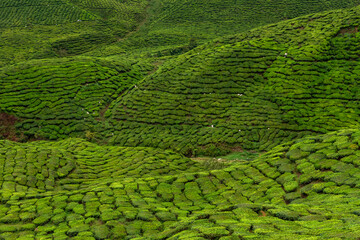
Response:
[[105, 5, 360, 155], [0, 138, 203, 192], [0, 57, 150, 141], [92, 0, 360, 57], [0, 129, 359, 239], [0, 0, 148, 66], [0, 0, 96, 27], [2, 2, 360, 239], [2, 0, 360, 66], [3, 5, 360, 155]]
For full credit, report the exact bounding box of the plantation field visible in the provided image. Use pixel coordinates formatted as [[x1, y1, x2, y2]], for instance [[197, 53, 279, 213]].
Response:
[[0, 0, 96, 27], [0, 0, 148, 28], [2, 0, 360, 66], [1, 1, 360, 239], [1, 130, 360, 239], [105, 5, 360, 155], [0, 57, 151, 141], [93, 0, 360, 58], [0, 0, 149, 66], [3, 5, 360, 155]]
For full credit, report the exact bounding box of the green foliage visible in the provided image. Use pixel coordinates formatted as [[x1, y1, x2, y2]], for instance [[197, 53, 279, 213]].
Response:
[[2, 130, 359, 238], [0, 0, 149, 66], [0, 0, 97, 27], [1, 2, 360, 240], [0, 57, 144, 141], [103, 5, 360, 154], [3, 1, 360, 155], [0, 138, 204, 191], [101, 0, 360, 58]]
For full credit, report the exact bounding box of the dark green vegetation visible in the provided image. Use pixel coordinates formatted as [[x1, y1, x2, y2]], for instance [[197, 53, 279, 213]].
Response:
[[95, 0, 360, 58], [4, 5, 360, 155], [0, 138, 203, 192], [1, 129, 360, 239], [2, 1, 360, 239], [0, 57, 152, 141], [0, 0, 96, 27], [0, 0, 148, 66], [1, 0, 359, 66], [106, 5, 360, 155]]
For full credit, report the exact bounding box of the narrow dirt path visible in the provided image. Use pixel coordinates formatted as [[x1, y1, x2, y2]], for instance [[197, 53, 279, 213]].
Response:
[[118, 4, 151, 42]]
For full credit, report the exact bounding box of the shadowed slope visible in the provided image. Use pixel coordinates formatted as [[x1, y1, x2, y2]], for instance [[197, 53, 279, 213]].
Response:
[[106, 6, 360, 154], [0, 58, 147, 140], [0, 0, 96, 27], [0, 0, 149, 66], [94, 0, 360, 57]]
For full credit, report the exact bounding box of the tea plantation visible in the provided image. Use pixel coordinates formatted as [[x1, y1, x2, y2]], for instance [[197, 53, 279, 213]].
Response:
[[1, 0, 359, 66], [1, 0, 360, 239], [1, 130, 360, 239], [107, 5, 360, 155], [0, 0, 148, 66], [0, 57, 151, 141], [95, 0, 360, 58]]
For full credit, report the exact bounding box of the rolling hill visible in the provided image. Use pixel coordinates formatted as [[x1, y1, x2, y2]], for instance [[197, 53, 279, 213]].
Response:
[[0, 57, 151, 141], [1, 0, 360, 66], [3, 4, 360, 156], [105, 5, 360, 155], [0, 0, 148, 66], [92, 0, 360, 58], [1, 1, 360, 239], [1, 129, 359, 239]]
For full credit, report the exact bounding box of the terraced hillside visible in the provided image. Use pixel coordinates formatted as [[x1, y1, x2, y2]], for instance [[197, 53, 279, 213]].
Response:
[[2, 2, 360, 239], [0, 138, 203, 192], [0, 0, 96, 27], [105, 5, 360, 155], [0, 57, 151, 141], [1, 129, 359, 239], [0, 0, 148, 66], [2, 0, 360, 66], [95, 0, 360, 57], [3, 4, 360, 154], [3, 4, 360, 155]]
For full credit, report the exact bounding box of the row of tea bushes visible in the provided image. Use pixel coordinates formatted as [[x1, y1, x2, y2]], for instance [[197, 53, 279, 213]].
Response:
[[0, 0, 150, 66], [51, 33, 117, 56], [0, 138, 203, 192], [105, 5, 360, 153], [110, 0, 360, 58], [0, 129, 359, 239], [0, 58, 144, 140], [0, 0, 96, 27]]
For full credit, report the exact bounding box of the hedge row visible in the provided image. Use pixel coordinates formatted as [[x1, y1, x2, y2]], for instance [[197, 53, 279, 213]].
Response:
[[0, 58, 144, 140], [0, 0, 96, 27], [105, 5, 360, 153], [112, 0, 360, 57], [0, 130, 359, 239]]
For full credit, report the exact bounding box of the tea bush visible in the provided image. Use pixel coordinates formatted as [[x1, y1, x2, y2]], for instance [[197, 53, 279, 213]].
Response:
[[0, 130, 360, 238]]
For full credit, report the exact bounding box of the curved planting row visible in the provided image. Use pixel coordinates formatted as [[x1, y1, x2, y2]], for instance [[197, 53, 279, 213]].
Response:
[[105, 6, 360, 154], [0, 138, 202, 192], [0, 0, 96, 27], [114, 0, 360, 57], [68, 0, 149, 30], [0, 58, 144, 140], [0, 0, 150, 66], [0, 129, 359, 239]]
